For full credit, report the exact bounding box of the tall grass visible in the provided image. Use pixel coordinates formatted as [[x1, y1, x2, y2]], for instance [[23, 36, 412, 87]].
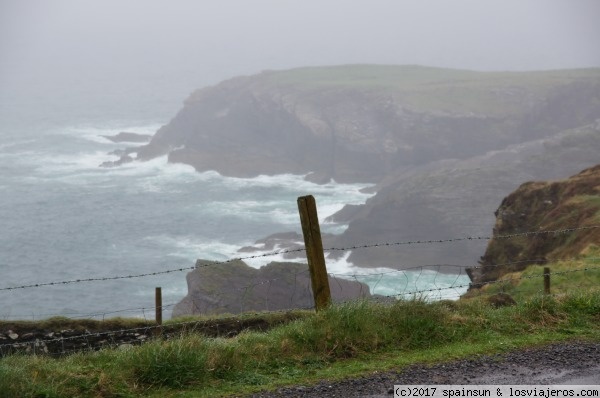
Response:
[[470, 247, 600, 301], [1, 291, 599, 397]]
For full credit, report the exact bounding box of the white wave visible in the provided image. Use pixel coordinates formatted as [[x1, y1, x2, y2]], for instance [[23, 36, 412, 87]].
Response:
[[143, 235, 249, 262], [240, 249, 469, 300], [241, 242, 307, 269], [191, 174, 373, 227], [56, 123, 162, 144], [219, 172, 373, 197], [38, 150, 121, 174], [199, 200, 299, 226]]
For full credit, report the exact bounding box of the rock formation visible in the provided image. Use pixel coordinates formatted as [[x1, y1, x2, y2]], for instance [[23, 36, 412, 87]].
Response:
[[126, 65, 600, 271], [172, 260, 372, 317], [136, 66, 600, 183], [467, 164, 600, 287]]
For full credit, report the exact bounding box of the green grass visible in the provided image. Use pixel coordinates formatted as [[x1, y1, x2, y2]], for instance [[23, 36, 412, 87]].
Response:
[[2, 290, 600, 397], [471, 246, 600, 301], [263, 65, 600, 114]]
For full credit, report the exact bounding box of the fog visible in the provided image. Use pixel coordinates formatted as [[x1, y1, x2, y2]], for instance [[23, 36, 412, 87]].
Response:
[[1, 0, 599, 112]]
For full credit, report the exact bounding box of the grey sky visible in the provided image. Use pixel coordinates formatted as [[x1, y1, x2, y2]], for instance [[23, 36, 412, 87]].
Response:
[[1, 0, 599, 118]]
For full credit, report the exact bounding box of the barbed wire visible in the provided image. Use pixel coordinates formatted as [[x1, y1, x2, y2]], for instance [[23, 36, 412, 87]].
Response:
[[323, 225, 600, 253], [384, 265, 600, 300], [3, 265, 598, 357], [0, 247, 307, 292], [2, 225, 597, 292], [2, 256, 596, 322], [0, 303, 178, 322]]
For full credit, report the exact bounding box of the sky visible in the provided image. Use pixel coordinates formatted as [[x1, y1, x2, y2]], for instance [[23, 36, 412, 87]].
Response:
[[1, 0, 599, 119]]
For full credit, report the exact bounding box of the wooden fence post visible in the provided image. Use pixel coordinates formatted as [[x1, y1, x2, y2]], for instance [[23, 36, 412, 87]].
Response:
[[543, 267, 550, 295], [297, 195, 331, 311], [155, 287, 163, 325]]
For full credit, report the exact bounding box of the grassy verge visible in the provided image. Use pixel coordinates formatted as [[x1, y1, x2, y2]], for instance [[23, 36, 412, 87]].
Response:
[[1, 290, 600, 397]]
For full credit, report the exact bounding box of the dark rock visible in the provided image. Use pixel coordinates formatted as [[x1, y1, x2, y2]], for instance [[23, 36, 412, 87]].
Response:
[[172, 260, 372, 317]]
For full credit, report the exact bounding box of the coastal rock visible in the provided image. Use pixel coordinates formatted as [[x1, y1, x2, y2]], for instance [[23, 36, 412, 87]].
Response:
[[172, 260, 372, 317], [467, 164, 600, 287]]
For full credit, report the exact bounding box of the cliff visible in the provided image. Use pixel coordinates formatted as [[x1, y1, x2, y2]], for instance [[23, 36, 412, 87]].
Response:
[[467, 165, 600, 286], [130, 65, 600, 270], [172, 260, 372, 317], [137, 65, 600, 184], [334, 123, 600, 269]]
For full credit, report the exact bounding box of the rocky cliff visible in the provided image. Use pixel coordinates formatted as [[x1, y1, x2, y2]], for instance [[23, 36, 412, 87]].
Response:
[[467, 165, 600, 286], [137, 65, 600, 184], [172, 260, 372, 317], [131, 65, 600, 271], [334, 123, 600, 269]]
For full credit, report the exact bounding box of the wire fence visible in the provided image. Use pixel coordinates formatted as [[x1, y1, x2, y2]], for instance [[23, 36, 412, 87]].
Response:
[[1, 226, 596, 292], [1, 222, 599, 356], [1, 263, 598, 357]]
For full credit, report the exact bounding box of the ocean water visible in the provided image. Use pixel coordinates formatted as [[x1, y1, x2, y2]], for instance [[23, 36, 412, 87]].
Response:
[[0, 89, 469, 321]]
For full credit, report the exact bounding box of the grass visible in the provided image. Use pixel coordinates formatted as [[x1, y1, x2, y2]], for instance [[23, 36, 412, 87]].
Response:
[[469, 245, 600, 302], [1, 288, 600, 397], [263, 65, 600, 115]]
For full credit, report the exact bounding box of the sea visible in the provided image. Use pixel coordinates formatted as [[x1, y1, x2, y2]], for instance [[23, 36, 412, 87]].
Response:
[[0, 73, 469, 321]]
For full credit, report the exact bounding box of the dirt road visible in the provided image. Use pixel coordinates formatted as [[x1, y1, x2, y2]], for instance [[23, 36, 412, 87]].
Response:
[[249, 341, 600, 398]]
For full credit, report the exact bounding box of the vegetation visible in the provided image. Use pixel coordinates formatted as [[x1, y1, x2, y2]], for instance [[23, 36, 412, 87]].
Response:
[[2, 226, 599, 397], [2, 278, 600, 397], [465, 245, 600, 302], [265, 65, 600, 114]]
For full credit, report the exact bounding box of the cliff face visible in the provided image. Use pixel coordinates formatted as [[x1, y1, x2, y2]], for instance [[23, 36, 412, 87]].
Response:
[[138, 66, 600, 184], [467, 165, 600, 286], [335, 123, 600, 269], [132, 65, 600, 271]]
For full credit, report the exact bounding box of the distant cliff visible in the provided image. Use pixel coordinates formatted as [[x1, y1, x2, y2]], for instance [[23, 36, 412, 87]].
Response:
[[131, 65, 600, 270], [137, 65, 600, 184], [467, 165, 600, 286]]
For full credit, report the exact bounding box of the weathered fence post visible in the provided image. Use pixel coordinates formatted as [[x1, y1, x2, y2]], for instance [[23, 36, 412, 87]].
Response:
[[543, 267, 550, 295], [155, 287, 163, 325], [297, 195, 331, 311]]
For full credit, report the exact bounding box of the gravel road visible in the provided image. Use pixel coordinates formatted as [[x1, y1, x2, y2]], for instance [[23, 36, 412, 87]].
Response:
[[248, 341, 600, 398]]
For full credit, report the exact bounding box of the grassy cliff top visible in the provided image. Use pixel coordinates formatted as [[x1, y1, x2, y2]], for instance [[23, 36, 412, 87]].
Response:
[[266, 64, 600, 88], [238, 64, 600, 115]]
